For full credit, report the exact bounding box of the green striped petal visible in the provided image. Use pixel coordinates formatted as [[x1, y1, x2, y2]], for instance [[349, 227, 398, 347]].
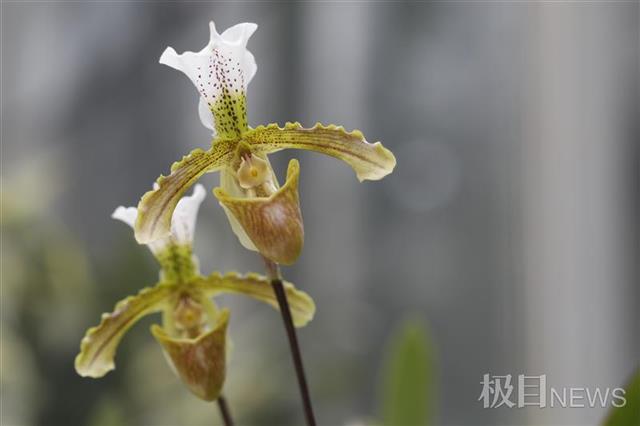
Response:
[[134, 142, 235, 244], [244, 122, 396, 182], [193, 271, 315, 327], [75, 283, 173, 378]]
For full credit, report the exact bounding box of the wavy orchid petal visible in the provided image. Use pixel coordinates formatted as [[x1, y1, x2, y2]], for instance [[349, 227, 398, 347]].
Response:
[[75, 283, 173, 378], [160, 21, 257, 139], [245, 122, 396, 182], [214, 159, 304, 265], [193, 271, 315, 327], [135, 143, 235, 244]]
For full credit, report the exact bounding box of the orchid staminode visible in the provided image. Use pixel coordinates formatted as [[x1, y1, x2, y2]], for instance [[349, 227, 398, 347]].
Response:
[[75, 184, 315, 401], [134, 21, 396, 265]]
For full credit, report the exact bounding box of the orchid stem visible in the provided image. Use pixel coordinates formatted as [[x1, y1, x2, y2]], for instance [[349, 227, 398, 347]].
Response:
[[263, 257, 317, 426], [217, 395, 234, 426]]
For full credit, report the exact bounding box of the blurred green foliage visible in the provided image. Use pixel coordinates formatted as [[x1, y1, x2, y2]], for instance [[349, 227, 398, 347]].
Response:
[[2, 190, 90, 425], [379, 317, 435, 426], [602, 368, 639, 426], [87, 396, 127, 426], [2, 178, 155, 425]]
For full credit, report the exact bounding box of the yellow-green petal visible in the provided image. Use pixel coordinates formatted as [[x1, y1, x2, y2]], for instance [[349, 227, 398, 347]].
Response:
[[244, 122, 396, 182], [75, 283, 173, 378], [151, 309, 229, 401], [134, 142, 235, 244], [194, 271, 315, 327], [214, 159, 304, 265]]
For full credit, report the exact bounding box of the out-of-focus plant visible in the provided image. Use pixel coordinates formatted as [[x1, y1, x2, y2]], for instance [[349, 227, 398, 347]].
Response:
[[3, 166, 96, 425], [86, 396, 127, 426], [75, 185, 314, 421], [132, 21, 396, 425], [379, 318, 435, 426], [602, 368, 639, 426], [338, 317, 436, 426]]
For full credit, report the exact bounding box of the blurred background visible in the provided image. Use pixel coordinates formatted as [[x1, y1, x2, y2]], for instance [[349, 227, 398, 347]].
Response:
[[2, 2, 638, 426]]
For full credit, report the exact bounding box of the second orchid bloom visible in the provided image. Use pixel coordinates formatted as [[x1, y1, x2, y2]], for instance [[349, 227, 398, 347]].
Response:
[[134, 21, 396, 265], [75, 185, 315, 400]]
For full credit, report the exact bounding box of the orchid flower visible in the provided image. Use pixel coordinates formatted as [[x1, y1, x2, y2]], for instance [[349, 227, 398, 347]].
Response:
[[75, 184, 315, 401], [134, 21, 396, 265]]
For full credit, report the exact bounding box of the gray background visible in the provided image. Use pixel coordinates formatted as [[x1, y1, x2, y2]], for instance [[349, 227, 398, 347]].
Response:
[[2, 2, 638, 425]]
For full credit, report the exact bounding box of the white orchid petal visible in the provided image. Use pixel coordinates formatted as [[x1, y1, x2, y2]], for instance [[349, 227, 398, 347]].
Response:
[[158, 47, 182, 71], [113, 205, 169, 254], [219, 22, 258, 83], [198, 97, 215, 131], [220, 22, 257, 45], [111, 206, 138, 229], [170, 183, 207, 245], [113, 184, 206, 253], [159, 21, 257, 138], [240, 50, 257, 86]]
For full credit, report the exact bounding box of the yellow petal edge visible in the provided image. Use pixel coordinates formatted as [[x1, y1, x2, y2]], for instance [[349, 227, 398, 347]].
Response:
[[135, 142, 235, 244], [195, 270, 315, 327], [75, 283, 172, 378], [244, 122, 396, 182]]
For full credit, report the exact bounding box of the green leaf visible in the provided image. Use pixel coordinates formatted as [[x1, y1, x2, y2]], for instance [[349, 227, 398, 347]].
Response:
[[380, 317, 435, 426], [602, 368, 640, 426]]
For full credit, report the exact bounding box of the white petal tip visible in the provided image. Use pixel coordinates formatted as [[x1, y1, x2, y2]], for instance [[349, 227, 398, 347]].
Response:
[[112, 206, 138, 229], [192, 183, 207, 201], [170, 183, 208, 245], [159, 47, 178, 66], [220, 22, 258, 45], [209, 21, 217, 36]]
